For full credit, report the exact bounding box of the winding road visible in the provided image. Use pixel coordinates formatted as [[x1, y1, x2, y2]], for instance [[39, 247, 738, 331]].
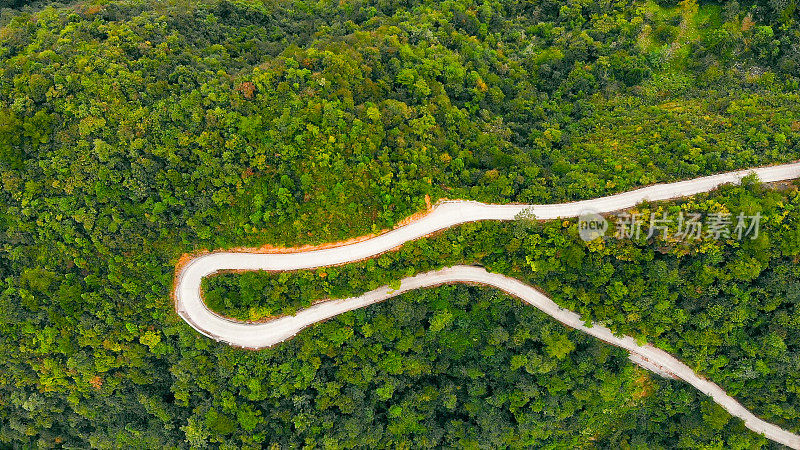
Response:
[[175, 162, 800, 448]]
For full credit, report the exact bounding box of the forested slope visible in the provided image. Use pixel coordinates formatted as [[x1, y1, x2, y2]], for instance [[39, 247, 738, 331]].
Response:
[[206, 179, 800, 441], [0, 0, 799, 447]]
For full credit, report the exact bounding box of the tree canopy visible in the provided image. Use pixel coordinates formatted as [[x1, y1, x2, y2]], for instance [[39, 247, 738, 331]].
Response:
[[0, 0, 799, 446]]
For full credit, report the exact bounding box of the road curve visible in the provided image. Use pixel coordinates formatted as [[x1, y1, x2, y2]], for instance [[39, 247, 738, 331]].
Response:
[[174, 162, 800, 448]]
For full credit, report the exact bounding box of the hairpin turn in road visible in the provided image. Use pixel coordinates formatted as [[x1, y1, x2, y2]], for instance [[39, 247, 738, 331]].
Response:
[[175, 162, 800, 449]]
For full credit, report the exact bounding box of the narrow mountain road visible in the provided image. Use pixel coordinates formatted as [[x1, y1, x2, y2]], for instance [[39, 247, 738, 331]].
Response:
[[174, 162, 800, 449]]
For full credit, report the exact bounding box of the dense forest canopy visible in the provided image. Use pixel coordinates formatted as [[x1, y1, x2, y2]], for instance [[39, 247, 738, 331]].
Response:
[[0, 0, 798, 447], [205, 179, 800, 439]]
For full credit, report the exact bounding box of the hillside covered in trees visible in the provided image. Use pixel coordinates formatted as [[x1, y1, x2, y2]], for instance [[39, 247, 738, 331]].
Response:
[[0, 0, 799, 447]]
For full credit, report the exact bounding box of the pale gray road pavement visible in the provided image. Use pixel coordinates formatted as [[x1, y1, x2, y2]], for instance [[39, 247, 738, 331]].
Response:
[[175, 162, 800, 448]]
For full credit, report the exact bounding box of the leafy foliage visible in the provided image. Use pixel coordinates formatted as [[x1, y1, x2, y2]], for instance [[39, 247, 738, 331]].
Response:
[[0, 0, 799, 446]]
